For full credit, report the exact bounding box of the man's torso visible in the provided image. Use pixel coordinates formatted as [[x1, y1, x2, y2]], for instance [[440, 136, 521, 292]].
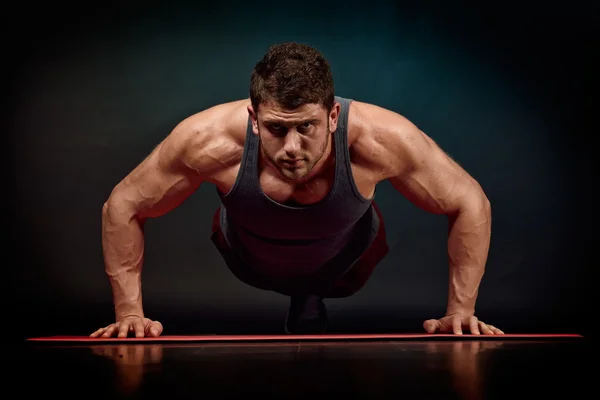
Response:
[[193, 97, 390, 277]]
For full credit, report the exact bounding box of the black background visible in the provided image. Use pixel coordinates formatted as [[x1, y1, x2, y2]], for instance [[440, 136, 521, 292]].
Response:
[[6, 0, 597, 341]]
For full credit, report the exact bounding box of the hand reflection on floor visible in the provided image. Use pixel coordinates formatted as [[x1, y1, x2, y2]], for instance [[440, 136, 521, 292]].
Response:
[[91, 344, 163, 393], [425, 340, 504, 400]]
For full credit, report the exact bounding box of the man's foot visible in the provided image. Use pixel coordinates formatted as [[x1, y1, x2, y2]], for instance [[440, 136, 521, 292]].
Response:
[[284, 295, 328, 334]]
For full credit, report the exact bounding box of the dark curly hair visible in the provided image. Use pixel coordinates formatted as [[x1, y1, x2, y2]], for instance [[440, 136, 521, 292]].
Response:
[[250, 42, 335, 114]]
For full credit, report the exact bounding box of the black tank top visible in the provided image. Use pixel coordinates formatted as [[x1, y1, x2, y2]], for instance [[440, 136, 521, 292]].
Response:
[[217, 96, 378, 278]]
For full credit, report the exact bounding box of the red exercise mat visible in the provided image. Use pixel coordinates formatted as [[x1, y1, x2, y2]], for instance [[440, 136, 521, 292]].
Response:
[[26, 333, 584, 343]]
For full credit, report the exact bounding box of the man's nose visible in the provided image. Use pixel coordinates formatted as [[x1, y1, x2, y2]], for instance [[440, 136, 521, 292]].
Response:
[[283, 131, 300, 155]]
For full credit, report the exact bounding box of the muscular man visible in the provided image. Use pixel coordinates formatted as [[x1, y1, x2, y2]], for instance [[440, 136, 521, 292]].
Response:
[[91, 42, 504, 338]]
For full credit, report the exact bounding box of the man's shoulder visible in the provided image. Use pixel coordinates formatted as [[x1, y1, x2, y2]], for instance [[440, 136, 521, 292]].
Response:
[[168, 99, 250, 175], [347, 99, 414, 137], [346, 99, 423, 179], [184, 98, 250, 144]]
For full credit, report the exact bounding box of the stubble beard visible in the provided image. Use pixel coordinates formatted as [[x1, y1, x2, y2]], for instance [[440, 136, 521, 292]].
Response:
[[260, 127, 331, 182]]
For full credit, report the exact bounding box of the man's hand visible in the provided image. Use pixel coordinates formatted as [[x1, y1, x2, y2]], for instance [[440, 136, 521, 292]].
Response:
[[423, 313, 504, 335], [90, 316, 164, 338]]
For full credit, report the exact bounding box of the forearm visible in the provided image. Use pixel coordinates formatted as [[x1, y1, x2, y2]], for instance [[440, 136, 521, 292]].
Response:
[[445, 198, 492, 315], [102, 200, 145, 320]]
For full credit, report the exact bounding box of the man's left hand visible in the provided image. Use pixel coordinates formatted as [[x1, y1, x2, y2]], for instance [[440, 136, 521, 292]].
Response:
[[423, 313, 504, 335]]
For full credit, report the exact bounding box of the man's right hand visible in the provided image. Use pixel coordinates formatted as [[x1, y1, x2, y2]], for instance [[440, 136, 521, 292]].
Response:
[[90, 316, 163, 338]]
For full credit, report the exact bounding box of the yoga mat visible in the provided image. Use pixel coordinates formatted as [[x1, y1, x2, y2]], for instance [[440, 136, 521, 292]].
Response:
[[27, 333, 584, 343]]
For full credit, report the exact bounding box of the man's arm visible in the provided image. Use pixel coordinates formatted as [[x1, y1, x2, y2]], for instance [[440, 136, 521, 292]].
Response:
[[101, 114, 223, 323], [389, 123, 491, 317], [353, 102, 495, 332]]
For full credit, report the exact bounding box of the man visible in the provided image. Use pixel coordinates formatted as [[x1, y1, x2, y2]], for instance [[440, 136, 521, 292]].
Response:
[[91, 42, 504, 338]]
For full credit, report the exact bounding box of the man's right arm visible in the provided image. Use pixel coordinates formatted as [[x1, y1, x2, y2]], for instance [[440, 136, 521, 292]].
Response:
[[101, 115, 219, 322]]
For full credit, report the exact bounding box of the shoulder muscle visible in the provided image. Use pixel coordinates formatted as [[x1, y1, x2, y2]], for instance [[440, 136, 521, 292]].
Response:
[[107, 99, 247, 219], [349, 101, 487, 215]]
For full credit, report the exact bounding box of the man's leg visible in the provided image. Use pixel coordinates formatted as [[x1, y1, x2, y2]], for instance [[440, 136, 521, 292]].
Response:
[[285, 202, 390, 334], [211, 204, 389, 334], [211, 207, 331, 334]]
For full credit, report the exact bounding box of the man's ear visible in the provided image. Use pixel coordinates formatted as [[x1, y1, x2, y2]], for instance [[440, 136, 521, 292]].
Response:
[[247, 104, 259, 136], [329, 102, 341, 133]]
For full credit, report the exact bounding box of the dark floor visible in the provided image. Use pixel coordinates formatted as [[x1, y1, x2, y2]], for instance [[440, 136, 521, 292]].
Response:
[[12, 337, 593, 399]]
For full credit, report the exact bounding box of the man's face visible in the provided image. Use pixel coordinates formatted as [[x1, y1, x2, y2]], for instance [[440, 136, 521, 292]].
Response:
[[249, 100, 339, 182]]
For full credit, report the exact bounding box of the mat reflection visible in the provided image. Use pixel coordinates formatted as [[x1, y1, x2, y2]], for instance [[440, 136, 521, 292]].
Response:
[[91, 344, 163, 393]]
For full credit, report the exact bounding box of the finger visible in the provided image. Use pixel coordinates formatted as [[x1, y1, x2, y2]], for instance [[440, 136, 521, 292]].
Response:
[[147, 321, 164, 337], [423, 319, 440, 334], [102, 325, 118, 338], [132, 319, 145, 338], [469, 316, 480, 335], [452, 317, 463, 335], [488, 325, 505, 335], [90, 327, 106, 338], [117, 321, 130, 338], [479, 321, 494, 335]]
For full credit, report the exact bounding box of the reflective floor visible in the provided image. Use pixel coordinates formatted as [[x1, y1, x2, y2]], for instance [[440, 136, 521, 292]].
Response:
[[13, 338, 592, 399]]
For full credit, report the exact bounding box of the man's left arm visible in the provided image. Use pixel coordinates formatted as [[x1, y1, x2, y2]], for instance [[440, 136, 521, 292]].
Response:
[[354, 102, 504, 335]]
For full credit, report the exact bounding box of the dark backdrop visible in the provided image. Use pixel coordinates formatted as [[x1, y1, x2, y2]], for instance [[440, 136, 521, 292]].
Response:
[[6, 0, 597, 341]]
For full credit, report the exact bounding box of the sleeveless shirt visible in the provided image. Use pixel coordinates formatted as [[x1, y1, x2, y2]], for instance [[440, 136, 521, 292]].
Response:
[[216, 96, 378, 278]]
